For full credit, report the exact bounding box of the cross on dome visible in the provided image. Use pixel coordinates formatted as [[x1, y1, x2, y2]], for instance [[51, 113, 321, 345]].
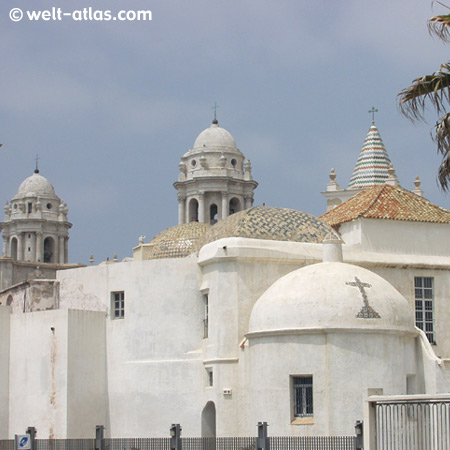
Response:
[[368, 106, 378, 124]]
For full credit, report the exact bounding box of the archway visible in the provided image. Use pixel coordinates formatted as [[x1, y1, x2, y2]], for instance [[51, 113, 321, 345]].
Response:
[[201, 401, 216, 439], [10, 237, 18, 260], [189, 198, 199, 222], [229, 197, 241, 215], [43, 237, 55, 263], [210, 204, 218, 224]]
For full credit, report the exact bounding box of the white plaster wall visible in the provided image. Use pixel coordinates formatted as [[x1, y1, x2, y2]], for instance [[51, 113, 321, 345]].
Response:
[[244, 331, 418, 436], [341, 219, 450, 256], [67, 310, 107, 438], [9, 310, 69, 438], [0, 307, 10, 438]]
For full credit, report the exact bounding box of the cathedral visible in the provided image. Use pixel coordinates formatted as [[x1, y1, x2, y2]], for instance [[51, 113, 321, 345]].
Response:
[[1, 118, 450, 439]]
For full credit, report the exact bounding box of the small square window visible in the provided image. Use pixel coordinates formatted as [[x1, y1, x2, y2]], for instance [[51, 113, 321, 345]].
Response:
[[111, 291, 125, 319]]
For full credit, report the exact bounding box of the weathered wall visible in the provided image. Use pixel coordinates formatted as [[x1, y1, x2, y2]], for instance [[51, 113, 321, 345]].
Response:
[[0, 307, 10, 438]]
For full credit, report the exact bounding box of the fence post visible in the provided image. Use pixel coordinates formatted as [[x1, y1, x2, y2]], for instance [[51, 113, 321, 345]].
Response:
[[355, 420, 363, 449], [169, 423, 182, 450], [95, 425, 105, 450], [256, 422, 269, 450], [26, 427, 36, 450]]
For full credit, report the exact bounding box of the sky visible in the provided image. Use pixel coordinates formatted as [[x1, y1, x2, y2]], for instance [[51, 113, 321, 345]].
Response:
[[1, 0, 449, 264]]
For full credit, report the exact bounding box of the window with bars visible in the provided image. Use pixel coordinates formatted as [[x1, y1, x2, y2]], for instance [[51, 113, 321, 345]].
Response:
[[111, 291, 125, 319], [414, 277, 435, 344], [293, 376, 313, 417], [203, 293, 209, 339]]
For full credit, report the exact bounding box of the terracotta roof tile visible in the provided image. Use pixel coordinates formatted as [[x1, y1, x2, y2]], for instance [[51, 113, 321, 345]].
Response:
[[320, 184, 450, 227]]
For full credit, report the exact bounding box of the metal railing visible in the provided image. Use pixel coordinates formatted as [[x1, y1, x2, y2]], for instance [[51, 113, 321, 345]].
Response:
[[374, 397, 450, 450]]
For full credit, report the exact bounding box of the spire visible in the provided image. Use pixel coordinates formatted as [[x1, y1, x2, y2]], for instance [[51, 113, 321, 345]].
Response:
[[212, 101, 219, 125], [34, 154, 40, 174], [348, 121, 399, 190]]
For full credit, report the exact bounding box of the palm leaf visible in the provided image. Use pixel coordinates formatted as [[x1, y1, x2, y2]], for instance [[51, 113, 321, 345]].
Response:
[[434, 113, 450, 190], [428, 14, 450, 42], [398, 63, 450, 121]]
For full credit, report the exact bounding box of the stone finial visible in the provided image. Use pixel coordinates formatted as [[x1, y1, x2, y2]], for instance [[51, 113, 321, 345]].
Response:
[[199, 152, 207, 168], [413, 175, 424, 197], [89, 255, 94, 265], [327, 168, 340, 191], [219, 153, 227, 168], [386, 164, 399, 186], [139, 235, 146, 245], [113, 254, 118, 262]]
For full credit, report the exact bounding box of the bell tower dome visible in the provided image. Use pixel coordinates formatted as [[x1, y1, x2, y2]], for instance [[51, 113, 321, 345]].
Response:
[[174, 119, 258, 225], [2, 169, 71, 263]]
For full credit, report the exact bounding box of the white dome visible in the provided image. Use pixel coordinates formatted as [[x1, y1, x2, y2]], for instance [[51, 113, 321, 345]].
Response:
[[249, 262, 415, 334], [16, 172, 56, 197], [193, 123, 237, 150]]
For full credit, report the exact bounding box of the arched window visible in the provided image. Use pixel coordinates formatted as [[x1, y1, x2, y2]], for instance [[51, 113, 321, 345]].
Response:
[[188, 198, 199, 222], [44, 237, 55, 263], [6, 295, 13, 306], [209, 204, 218, 224], [229, 197, 241, 215], [10, 237, 18, 260]]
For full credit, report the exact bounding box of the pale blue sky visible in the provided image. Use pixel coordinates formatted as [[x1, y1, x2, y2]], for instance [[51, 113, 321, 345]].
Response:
[[1, 0, 449, 263]]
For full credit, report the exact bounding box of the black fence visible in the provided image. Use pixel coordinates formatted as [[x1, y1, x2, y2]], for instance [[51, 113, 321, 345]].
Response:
[[1, 436, 356, 450]]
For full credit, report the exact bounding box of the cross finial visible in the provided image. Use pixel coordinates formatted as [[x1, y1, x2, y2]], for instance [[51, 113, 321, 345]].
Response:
[[212, 102, 219, 124], [34, 154, 40, 174], [368, 107, 378, 124]]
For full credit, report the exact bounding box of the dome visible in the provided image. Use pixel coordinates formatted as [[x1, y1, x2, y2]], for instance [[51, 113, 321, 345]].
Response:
[[15, 172, 56, 197], [146, 222, 211, 259], [195, 206, 333, 250], [249, 262, 415, 335], [193, 123, 237, 151]]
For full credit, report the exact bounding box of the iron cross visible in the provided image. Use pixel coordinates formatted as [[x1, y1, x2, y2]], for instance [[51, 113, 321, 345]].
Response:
[[368, 107, 378, 123]]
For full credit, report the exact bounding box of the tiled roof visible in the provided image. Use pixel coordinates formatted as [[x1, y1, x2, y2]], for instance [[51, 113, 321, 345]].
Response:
[[348, 125, 399, 189], [146, 222, 211, 259], [320, 184, 450, 227], [195, 206, 333, 250]]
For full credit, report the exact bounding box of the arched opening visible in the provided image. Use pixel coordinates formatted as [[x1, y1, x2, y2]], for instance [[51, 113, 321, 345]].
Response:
[[209, 204, 218, 225], [189, 198, 199, 222], [229, 197, 241, 215], [10, 237, 18, 260], [6, 295, 13, 307], [43, 237, 55, 263], [201, 401, 216, 439]]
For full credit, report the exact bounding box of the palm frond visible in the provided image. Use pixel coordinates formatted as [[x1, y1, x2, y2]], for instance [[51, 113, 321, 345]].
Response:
[[434, 113, 450, 190], [428, 14, 450, 42], [398, 63, 450, 121]]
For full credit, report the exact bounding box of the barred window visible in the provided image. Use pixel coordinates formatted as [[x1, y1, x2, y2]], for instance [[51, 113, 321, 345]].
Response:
[[293, 376, 313, 417], [415, 277, 435, 344], [111, 291, 125, 319], [203, 293, 209, 339]]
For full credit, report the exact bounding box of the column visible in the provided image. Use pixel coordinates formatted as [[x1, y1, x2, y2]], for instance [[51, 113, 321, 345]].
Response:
[[17, 233, 24, 261], [2, 235, 8, 257], [64, 237, 69, 263], [244, 195, 253, 209], [198, 193, 205, 223], [177, 194, 186, 225], [221, 192, 228, 219], [59, 236, 65, 264], [36, 232, 43, 262], [31, 233, 37, 262]]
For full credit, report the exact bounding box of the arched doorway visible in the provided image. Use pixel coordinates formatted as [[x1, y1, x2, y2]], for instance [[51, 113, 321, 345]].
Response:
[[189, 198, 199, 222], [44, 237, 55, 263], [201, 401, 216, 438], [229, 197, 241, 215], [10, 237, 18, 260], [210, 204, 218, 224]]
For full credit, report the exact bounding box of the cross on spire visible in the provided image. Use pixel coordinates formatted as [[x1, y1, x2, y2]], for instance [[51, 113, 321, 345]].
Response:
[[34, 154, 40, 174], [212, 102, 219, 124], [368, 107, 378, 124]]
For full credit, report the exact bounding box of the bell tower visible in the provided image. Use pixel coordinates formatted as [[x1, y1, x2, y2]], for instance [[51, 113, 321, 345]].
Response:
[[174, 118, 258, 225]]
